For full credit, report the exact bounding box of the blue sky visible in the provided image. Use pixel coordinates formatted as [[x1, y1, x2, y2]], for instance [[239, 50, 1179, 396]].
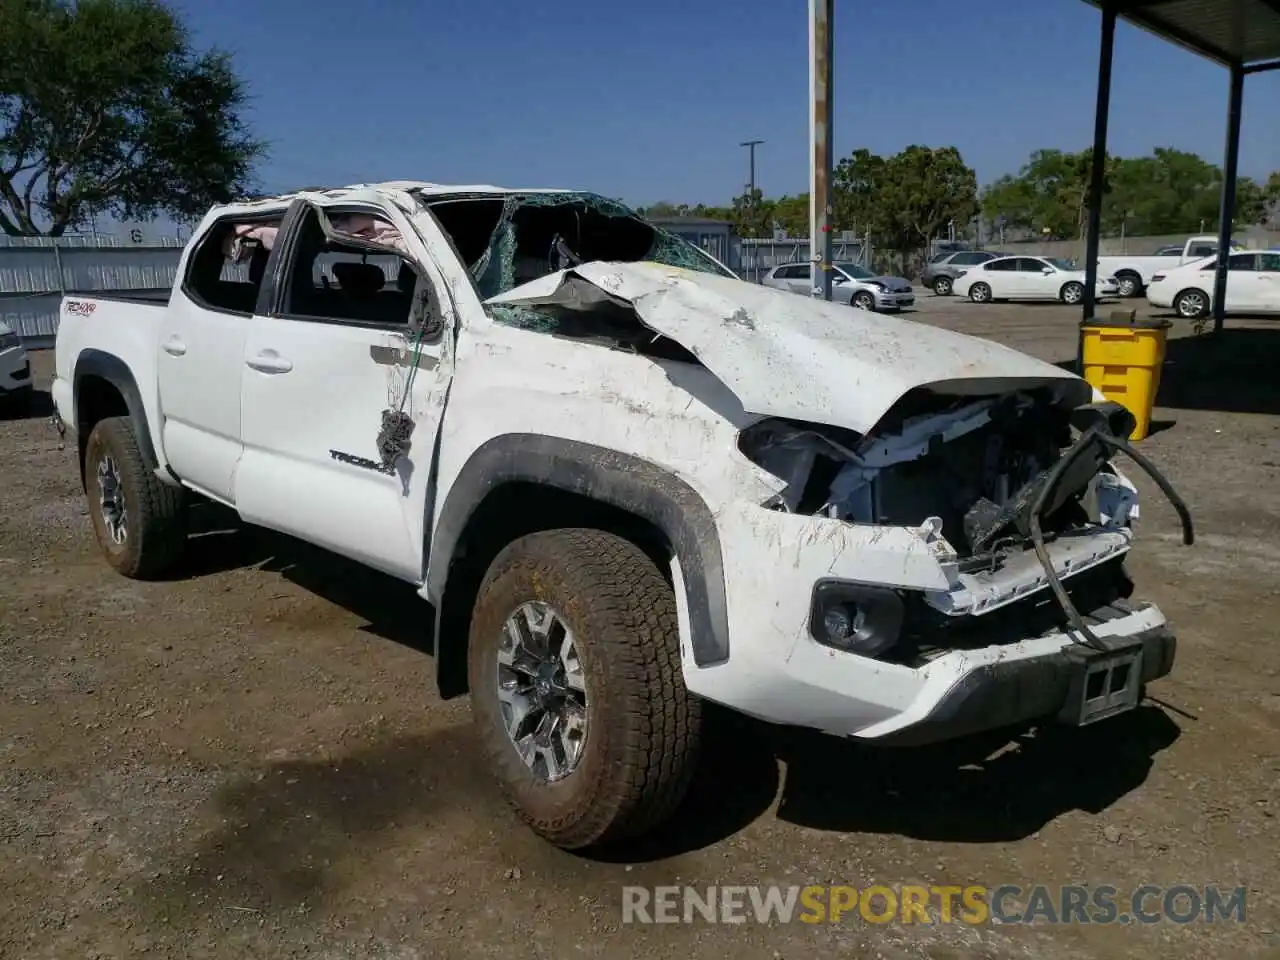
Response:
[[171, 0, 1280, 209]]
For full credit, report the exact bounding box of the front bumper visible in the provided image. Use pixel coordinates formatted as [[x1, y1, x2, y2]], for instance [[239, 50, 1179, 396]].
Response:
[[872, 615, 1175, 745], [683, 503, 1172, 746], [874, 290, 915, 310]]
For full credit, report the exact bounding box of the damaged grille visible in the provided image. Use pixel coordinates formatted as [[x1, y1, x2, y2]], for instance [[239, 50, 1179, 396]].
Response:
[[895, 557, 1136, 666]]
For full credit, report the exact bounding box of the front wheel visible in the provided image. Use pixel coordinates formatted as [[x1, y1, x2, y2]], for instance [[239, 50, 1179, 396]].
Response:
[[852, 290, 877, 311], [1175, 288, 1210, 319], [83, 417, 187, 579], [1060, 281, 1085, 305], [969, 282, 992, 303], [467, 528, 701, 850], [932, 276, 953, 296]]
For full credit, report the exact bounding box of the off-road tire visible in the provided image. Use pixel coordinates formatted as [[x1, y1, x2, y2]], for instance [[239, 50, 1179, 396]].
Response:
[[969, 282, 992, 303], [932, 276, 953, 296], [1060, 281, 1085, 305], [467, 528, 700, 850], [83, 416, 186, 579]]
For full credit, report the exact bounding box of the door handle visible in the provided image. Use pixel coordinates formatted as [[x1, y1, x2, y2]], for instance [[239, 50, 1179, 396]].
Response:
[[245, 350, 293, 374], [162, 336, 187, 357]]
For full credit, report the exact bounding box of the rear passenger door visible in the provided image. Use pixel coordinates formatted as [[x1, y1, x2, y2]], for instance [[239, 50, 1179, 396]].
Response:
[[233, 195, 456, 582], [157, 210, 285, 504]]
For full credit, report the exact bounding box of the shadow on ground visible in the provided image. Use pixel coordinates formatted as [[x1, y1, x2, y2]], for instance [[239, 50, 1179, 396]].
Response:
[[770, 704, 1180, 842], [175, 501, 432, 656], [599, 704, 1180, 862], [130, 726, 493, 921], [0, 387, 53, 421], [1154, 325, 1280, 416]]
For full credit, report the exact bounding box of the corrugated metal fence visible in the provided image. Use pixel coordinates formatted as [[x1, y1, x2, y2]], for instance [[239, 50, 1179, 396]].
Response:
[[0, 236, 186, 347], [734, 237, 871, 283]]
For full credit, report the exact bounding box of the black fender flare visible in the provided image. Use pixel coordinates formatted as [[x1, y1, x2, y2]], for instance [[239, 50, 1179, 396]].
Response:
[[426, 434, 730, 679], [73, 349, 161, 472]]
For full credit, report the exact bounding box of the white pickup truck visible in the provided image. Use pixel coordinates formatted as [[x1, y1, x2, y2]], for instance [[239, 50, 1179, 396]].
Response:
[[49, 180, 1193, 850], [1097, 235, 1235, 298]]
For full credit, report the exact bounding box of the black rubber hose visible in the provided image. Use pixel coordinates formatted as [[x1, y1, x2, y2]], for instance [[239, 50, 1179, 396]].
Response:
[[1103, 434, 1194, 547], [1026, 423, 1195, 653], [1028, 426, 1109, 651]]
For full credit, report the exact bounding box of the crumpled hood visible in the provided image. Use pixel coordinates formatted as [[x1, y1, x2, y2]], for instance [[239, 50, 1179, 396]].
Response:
[[485, 261, 1091, 435]]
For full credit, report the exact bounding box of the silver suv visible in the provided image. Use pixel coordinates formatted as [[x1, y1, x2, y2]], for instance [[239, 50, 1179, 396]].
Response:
[[923, 250, 1007, 296]]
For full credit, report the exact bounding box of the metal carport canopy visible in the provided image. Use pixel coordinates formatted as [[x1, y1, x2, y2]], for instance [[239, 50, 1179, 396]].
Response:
[[1077, 0, 1280, 362]]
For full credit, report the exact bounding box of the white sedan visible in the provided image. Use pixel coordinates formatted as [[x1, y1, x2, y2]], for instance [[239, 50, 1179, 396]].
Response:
[[952, 255, 1119, 305], [1146, 250, 1280, 319]]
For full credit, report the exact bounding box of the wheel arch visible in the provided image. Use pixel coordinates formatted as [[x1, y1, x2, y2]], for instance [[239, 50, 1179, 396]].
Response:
[[72, 350, 160, 490], [1115, 268, 1143, 290], [426, 435, 729, 699]]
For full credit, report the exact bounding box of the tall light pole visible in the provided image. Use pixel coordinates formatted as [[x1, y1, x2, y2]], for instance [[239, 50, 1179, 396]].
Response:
[[740, 139, 764, 198], [809, 0, 834, 300], [740, 139, 764, 236]]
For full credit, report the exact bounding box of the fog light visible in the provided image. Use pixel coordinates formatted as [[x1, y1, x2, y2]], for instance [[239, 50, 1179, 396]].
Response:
[[809, 581, 904, 657]]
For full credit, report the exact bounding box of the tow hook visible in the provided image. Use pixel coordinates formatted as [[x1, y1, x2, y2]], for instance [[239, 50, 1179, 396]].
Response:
[[49, 410, 66, 450]]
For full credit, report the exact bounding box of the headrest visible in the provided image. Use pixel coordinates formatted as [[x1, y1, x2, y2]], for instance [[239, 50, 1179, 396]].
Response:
[[397, 262, 417, 294], [331, 261, 385, 296]]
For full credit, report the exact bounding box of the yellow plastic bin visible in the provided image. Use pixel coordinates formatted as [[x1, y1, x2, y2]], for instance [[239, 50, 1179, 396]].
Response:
[[1079, 313, 1171, 441]]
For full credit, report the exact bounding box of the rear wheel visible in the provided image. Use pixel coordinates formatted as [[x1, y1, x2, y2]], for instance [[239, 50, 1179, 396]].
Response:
[[969, 282, 992, 303], [1174, 288, 1210, 319], [1116, 273, 1142, 298], [1060, 281, 1085, 305], [932, 276, 953, 296], [467, 528, 700, 850], [83, 416, 187, 579]]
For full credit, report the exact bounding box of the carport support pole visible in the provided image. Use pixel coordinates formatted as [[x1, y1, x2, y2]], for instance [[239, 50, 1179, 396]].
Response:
[[808, 0, 834, 301], [1212, 63, 1244, 336], [1078, 1, 1116, 373]]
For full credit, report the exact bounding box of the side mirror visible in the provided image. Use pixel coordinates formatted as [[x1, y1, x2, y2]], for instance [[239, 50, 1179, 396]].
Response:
[[1043, 267, 1054, 275]]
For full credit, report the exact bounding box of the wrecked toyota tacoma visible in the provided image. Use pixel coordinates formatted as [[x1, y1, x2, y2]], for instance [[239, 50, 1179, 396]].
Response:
[[49, 181, 1193, 850]]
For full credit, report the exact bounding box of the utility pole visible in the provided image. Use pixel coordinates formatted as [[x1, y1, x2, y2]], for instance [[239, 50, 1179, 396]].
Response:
[[740, 139, 764, 197], [740, 139, 764, 236], [809, 0, 834, 300]]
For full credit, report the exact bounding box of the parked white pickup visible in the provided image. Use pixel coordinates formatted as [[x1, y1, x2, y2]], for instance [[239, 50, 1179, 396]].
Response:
[[50, 180, 1186, 851], [1097, 235, 1237, 298]]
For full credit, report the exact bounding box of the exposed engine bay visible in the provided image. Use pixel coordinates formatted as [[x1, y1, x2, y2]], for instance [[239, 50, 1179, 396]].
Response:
[[738, 389, 1194, 658], [740, 388, 1105, 555]]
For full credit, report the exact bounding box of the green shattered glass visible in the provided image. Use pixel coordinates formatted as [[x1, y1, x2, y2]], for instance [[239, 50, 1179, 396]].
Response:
[[437, 191, 727, 331]]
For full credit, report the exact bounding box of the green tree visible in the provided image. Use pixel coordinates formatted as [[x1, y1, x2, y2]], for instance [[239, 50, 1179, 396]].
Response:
[[981, 148, 1114, 240], [0, 0, 264, 236], [876, 145, 978, 254], [832, 148, 887, 233], [770, 193, 809, 236], [729, 187, 776, 238]]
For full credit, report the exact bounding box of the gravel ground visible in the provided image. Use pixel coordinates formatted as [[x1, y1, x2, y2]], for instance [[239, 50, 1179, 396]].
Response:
[[1, 296, 1278, 959]]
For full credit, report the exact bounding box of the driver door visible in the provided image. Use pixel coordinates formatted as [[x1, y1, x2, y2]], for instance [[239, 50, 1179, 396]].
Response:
[[232, 193, 457, 582]]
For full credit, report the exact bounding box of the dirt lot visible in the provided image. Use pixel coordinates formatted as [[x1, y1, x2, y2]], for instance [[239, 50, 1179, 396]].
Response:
[[2, 296, 1278, 959]]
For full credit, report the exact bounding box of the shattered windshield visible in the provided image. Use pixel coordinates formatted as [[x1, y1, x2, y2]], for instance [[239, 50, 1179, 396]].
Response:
[[415, 189, 734, 333]]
